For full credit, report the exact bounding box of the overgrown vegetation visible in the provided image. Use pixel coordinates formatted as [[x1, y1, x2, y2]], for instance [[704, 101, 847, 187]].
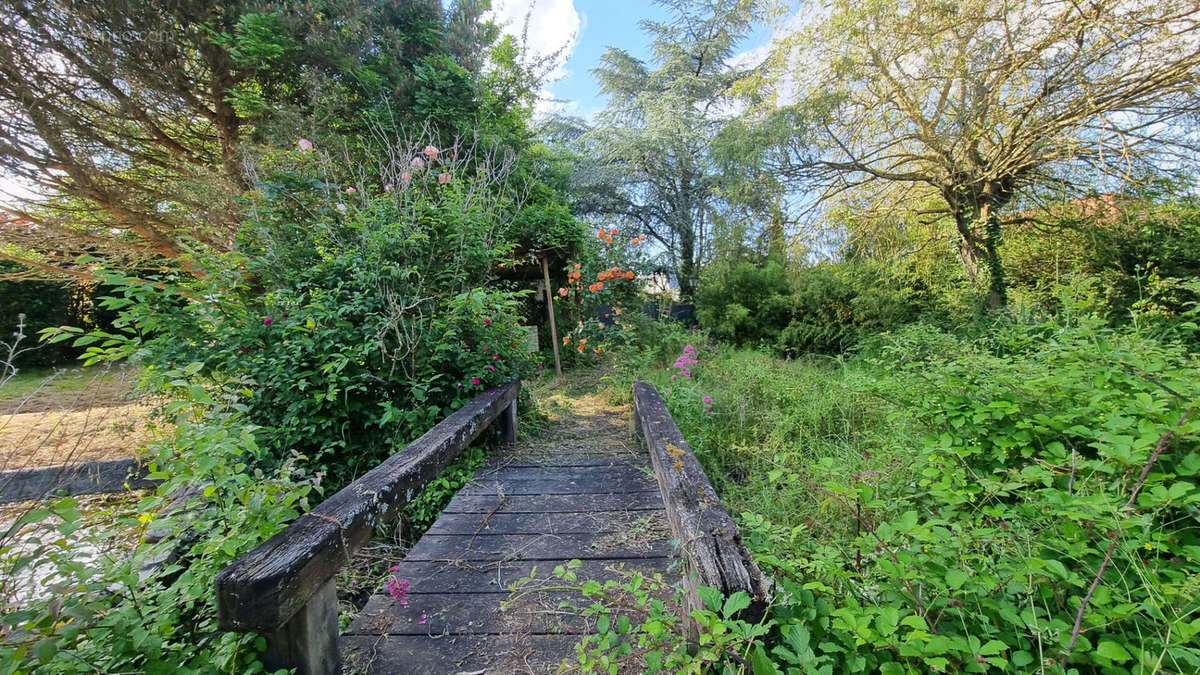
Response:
[[2, 0, 1199, 671]]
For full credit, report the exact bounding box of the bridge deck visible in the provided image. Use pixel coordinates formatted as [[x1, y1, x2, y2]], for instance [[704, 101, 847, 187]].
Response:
[[342, 397, 675, 673]]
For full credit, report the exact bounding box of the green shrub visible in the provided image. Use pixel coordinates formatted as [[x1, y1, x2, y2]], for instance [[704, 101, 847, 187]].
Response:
[[79, 144, 535, 487], [778, 263, 919, 356], [0, 364, 313, 673], [696, 261, 792, 347], [611, 317, 1200, 673]]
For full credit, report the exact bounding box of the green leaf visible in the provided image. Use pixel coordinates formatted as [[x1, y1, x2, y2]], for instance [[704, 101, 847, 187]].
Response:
[[697, 586, 724, 612], [722, 591, 752, 618], [980, 639, 1007, 655], [945, 569, 969, 590], [751, 643, 779, 675], [1096, 641, 1133, 662]]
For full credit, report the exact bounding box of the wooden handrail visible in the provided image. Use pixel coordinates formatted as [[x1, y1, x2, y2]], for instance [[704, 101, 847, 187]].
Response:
[[631, 381, 768, 634], [214, 379, 520, 675]]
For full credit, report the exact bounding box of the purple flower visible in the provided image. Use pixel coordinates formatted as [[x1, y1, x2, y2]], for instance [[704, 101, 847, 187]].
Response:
[[484, 318, 491, 325], [702, 396, 713, 404], [487, 365, 495, 371], [492, 353, 499, 360], [263, 317, 273, 326], [472, 377, 480, 385], [385, 576, 409, 603]]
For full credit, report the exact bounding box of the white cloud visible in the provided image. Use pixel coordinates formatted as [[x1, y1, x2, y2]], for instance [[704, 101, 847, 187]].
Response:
[[489, 0, 581, 84]]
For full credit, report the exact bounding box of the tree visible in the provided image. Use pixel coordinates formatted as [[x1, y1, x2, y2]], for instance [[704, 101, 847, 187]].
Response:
[[568, 0, 762, 301], [0, 0, 501, 280], [759, 0, 1200, 307]]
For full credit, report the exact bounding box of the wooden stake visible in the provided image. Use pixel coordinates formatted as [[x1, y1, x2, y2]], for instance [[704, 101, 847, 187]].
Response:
[[540, 254, 562, 376]]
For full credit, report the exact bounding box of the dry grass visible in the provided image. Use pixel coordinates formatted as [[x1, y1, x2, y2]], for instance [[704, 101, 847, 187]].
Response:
[[0, 363, 158, 471]]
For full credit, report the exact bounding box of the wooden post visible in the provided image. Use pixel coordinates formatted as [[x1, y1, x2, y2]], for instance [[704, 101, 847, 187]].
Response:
[[498, 397, 517, 445], [540, 254, 562, 376], [264, 579, 340, 675]]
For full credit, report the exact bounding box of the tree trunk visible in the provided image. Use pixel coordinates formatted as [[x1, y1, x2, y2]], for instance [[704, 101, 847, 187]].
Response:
[[952, 212, 983, 283], [677, 226, 696, 303], [951, 204, 1007, 309], [980, 204, 1007, 309]]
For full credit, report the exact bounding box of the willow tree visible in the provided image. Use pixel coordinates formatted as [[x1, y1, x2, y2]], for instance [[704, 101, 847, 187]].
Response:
[[760, 0, 1200, 307], [570, 0, 762, 301]]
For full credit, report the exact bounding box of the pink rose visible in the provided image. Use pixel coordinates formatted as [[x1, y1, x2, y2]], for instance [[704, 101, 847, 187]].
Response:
[[410, 157, 426, 170], [297, 138, 313, 151], [437, 173, 451, 185], [422, 145, 439, 160], [263, 317, 273, 326], [471, 377, 480, 385], [345, 186, 356, 194], [400, 171, 412, 185], [383, 182, 394, 191]]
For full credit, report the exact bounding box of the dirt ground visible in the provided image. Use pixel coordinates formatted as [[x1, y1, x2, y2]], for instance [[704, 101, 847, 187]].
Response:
[[0, 364, 156, 471]]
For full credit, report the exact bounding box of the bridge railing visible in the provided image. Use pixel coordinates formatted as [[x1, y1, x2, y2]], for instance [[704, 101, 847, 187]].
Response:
[[214, 379, 520, 675], [631, 381, 769, 634]]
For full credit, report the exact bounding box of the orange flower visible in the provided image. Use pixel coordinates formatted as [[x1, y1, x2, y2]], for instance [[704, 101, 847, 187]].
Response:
[[574, 263, 581, 270], [609, 227, 618, 236], [577, 345, 584, 352], [615, 308, 622, 315], [596, 282, 604, 290], [605, 236, 613, 243], [557, 287, 568, 297], [579, 338, 587, 344], [597, 231, 606, 240], [593, 348, 601, 354], [626, 271, 634, 279]]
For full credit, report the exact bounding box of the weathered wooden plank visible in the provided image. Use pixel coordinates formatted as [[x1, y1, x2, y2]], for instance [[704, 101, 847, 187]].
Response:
[[443, 491, 665, 514], [214, 380, 520, 634], [347, 590, 599, 635], [341, 633, 578, 674], [425, 509, 668, 536], [355, 558, 671, 595], [459, 475, 657, 495], [631, 381, 769, 625], [472, 465, 653, 482], [0, 458, 156, 504], [481, 455, 648, 471], [405, 533, 673, 562]]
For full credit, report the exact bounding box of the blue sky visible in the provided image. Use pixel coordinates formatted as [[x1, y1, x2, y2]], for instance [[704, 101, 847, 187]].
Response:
[[490, 0, 775, 119]]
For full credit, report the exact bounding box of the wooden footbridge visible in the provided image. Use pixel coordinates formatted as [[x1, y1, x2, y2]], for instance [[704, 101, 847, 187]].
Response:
[[215, 380, 767, 674]]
